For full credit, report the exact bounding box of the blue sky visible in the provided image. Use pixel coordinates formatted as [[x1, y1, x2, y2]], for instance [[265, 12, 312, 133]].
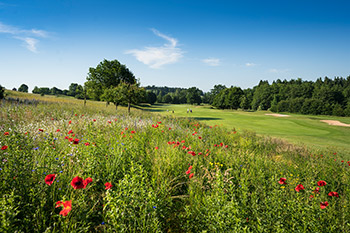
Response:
[[0, 0, 349, 92]]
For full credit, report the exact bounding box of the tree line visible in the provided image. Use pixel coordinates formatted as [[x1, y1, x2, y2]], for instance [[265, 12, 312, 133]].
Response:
[[2, 58, 350, 116], [208, 77, 350, 116]]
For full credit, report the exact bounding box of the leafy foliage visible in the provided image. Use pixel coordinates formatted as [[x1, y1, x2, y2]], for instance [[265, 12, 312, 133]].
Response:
[[18, 84, 29, 93], [85, 59, 136, 101], [0, 85, 4, 99]]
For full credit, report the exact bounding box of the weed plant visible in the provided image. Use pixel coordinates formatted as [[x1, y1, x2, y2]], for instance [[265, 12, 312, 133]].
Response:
[[0, 98, 349, 232]]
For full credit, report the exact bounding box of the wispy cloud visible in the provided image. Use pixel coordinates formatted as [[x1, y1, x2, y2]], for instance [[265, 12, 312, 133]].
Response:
[[202, 58, 221, 66], [268, 68, 289, 74], [126, 29, 183, 69], [245, 62, 257, 67], [0, 2, 16, 8], [0, 21, 48, 52], [15, 37, 39, 53]]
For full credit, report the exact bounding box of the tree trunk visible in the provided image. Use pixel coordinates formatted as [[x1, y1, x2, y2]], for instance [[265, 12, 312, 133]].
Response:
[[115, 103, 118, 112], [84, 88, 87, 107], [128, 102, 130, 114]]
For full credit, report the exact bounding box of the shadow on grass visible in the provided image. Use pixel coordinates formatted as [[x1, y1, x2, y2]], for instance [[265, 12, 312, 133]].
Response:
[[137, 104, 167, 112], [178, 116, 222, 121]]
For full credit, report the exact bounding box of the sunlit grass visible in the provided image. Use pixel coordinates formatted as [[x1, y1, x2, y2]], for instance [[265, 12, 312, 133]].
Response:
[[1, 93, 349, 232]]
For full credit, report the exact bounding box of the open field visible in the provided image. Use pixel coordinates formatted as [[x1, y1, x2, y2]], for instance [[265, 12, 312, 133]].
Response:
[[1, 92, 350, 232], [144, 104, 350, 156]]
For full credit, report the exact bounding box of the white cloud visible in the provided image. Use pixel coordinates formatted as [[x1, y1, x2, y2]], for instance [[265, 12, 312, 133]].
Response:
[[126, 29, 183, 69], [269, 68, 289, 74], [245, 62, 256, 67], [0, 21, 48, 52], [15, 37, 39, 53], [202, 58, 220, 66]]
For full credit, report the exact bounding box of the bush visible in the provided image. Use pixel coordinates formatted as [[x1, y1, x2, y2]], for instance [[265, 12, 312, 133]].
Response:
[[0, 85, 4, 99]]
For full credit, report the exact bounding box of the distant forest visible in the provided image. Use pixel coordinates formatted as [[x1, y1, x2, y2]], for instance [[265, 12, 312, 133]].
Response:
[[145, 76, 350, 116], [2, 76, 350, 117]]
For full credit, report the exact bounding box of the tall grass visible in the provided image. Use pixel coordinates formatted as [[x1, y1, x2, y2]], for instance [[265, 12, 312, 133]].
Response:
[[0, 93, 349, 232]]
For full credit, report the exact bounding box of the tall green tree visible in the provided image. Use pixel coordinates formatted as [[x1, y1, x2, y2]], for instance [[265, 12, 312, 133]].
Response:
[[0, 85, 4, 99], [18, 84, 29, 93], [186, 87, 202, 105], [101, 82, 145, 113], [145, 91, 157, 105], [85, 59, 136, 101], [209, 84, 226, 104]]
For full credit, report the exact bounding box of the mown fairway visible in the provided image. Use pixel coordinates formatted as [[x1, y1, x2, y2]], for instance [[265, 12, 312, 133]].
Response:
[[145, 104, 350, 156]]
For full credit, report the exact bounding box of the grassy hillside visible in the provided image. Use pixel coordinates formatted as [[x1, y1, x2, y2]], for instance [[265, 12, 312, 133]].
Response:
[[145, 104, 350, 156], [1, 92, 350, 232]]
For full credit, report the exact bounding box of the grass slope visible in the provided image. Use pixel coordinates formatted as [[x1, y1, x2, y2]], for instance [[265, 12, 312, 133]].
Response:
[[1, 92, 350, 232], [145, 104, 350, 156]]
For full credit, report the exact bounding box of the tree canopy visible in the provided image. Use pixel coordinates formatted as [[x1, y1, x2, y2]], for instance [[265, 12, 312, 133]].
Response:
[[0, 85, 4, 99], [85, 59, 136, 101], [101, 82, 145, 113], [18, 84, 29, 93]]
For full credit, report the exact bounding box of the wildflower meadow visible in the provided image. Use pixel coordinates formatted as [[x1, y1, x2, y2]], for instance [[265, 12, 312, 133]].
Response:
[[1, 96, 350, 232]]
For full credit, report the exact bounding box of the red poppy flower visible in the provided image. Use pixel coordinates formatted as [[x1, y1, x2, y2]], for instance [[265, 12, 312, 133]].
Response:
[[93, 119, 96, 122], [155, 146, 159, 150], [317, 180, 327, 187], [4, 132, 9, 136], [186, 169, 191, 175], [295, 184, 305, 192], [83, 177, 93, 188], [328, 192, 339, 197], [56, 200, 72, 216], [278, 177, 287, 185], [73, 138, 79, 144], [131, 131, 135, 134], [68, 121, 72, 124], [188, 151, 196, 156], [84, 142, 90, 146], [320, 201, 328, 209], [157, 121, 161, 124], [69, 138, 74, 142], [71, 176, 84, 189], [313, 187, 320, 194], [56, 129, 60, 132], [45, 174, 56, 186], [1, 145, 8, 150], [39, 129, 44, 132], [56, 201, 63, 208], [198, 136, 202, 139], [189, 173, 194, 179], [105, 182, 113, 190], [68, 130, 73, 134]]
